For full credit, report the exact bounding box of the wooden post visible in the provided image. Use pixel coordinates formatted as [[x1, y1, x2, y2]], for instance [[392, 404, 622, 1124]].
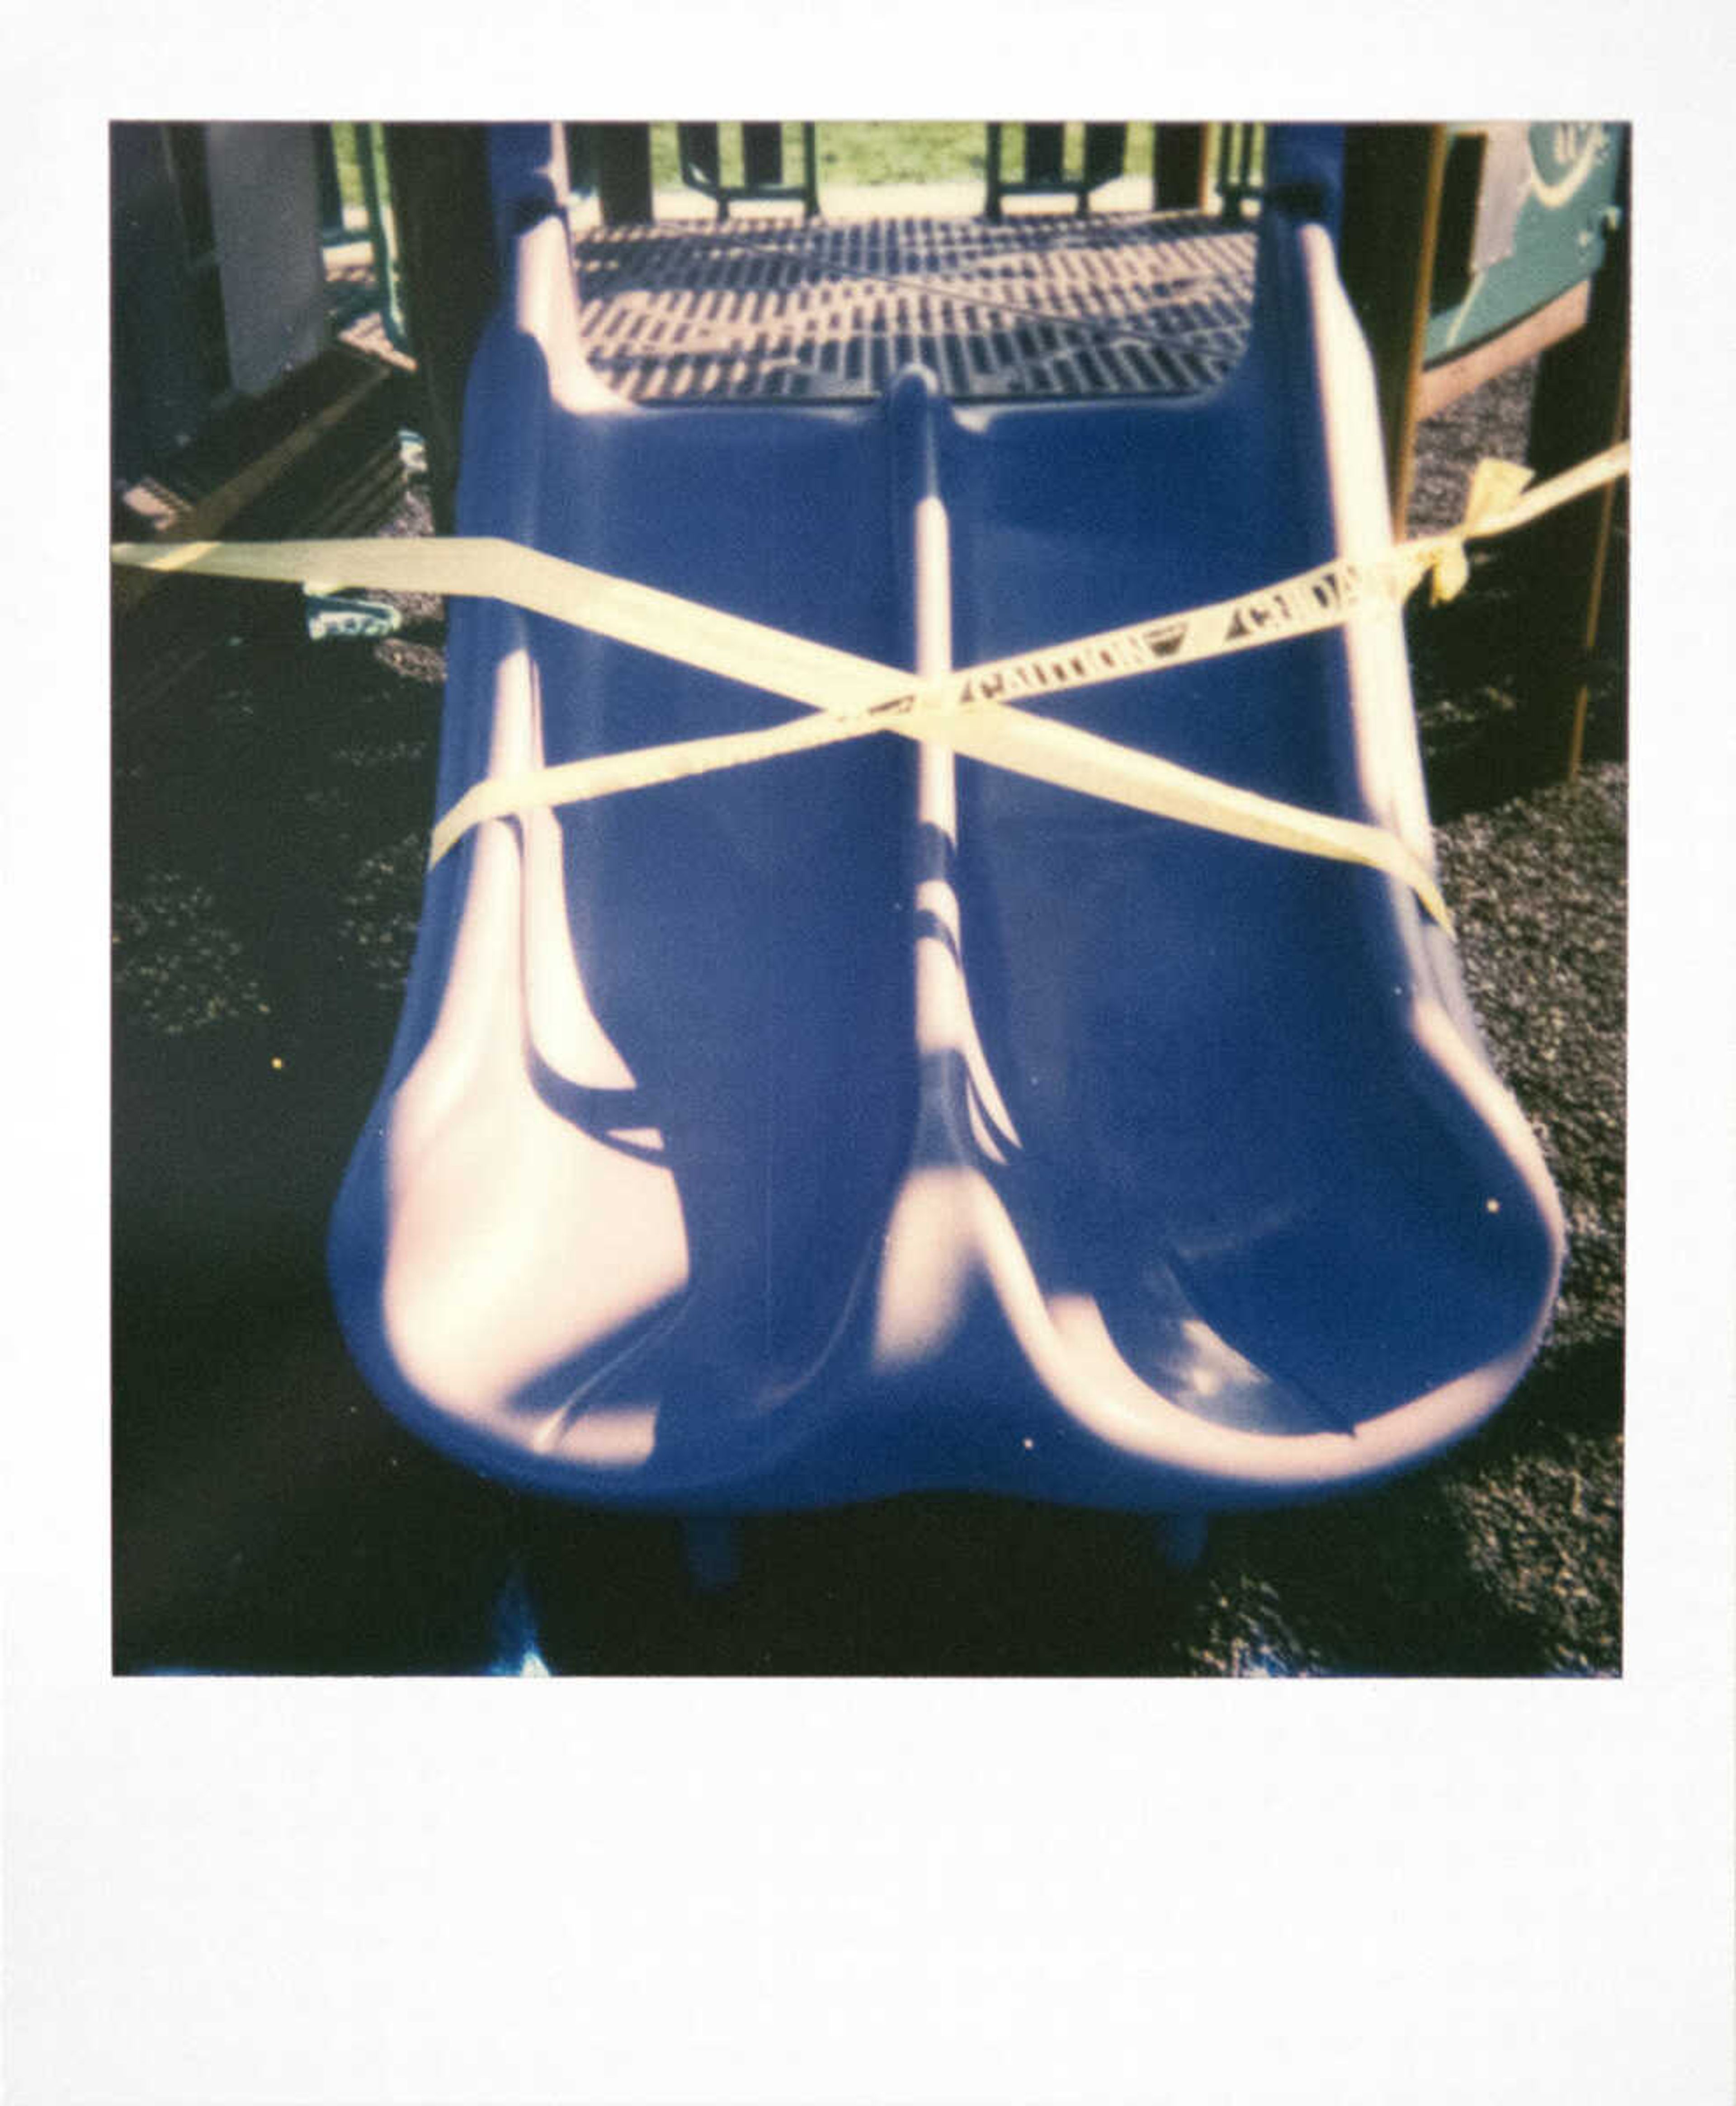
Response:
[[594, 122, 654, 226], [1023, 122, 1067, 187], [1338, 123, 1448, 535], [741, 122, 782, 191], [380, 125, 497, 537], [984, 122, 1005, 221], [800, 122, 820, 221], [1154, 123, 1208, 210], [313, 123, 344, 238], [1563, 376, 1626, 781], [1218, 123, 1257, 224], [1081, 123, 1127, 217], [1523, 191, 1630, 780]]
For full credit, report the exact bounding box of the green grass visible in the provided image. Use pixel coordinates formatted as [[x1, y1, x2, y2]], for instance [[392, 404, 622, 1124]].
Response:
[[330, 120, 1154, 207], [323, 120, 1256, 226], [814, 121, 990, 187], [330, 121, 366, 212], [648, 120, 1166, 199]]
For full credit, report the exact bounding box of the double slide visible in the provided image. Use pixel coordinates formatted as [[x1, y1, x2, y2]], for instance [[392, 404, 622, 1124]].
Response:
[[328, 123, 1563, 1518]]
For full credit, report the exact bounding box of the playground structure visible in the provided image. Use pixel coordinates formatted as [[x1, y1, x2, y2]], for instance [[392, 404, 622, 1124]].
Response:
[[1336, 123, 1628, 776], [284, 122, 1615, 1528], [109, 119, 1628, 1589], [382, 121, 1627, 777], [113, 122, 1626, 773]]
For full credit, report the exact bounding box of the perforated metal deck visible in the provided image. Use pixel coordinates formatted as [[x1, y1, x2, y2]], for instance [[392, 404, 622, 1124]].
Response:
[[571, 210, 1258, 403]]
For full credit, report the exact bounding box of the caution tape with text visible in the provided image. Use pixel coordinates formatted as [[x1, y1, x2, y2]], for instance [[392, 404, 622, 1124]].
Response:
[[113, 441, 1630, 932]]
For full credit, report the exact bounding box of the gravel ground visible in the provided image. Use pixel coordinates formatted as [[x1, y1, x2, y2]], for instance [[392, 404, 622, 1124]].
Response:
[[111, 350, 1625, 1679]]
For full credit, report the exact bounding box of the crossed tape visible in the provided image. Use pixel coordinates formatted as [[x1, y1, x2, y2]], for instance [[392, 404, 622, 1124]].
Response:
[[113, 440, 1630, 932]]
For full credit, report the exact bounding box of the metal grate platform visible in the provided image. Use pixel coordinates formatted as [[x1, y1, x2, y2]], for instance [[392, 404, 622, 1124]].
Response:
[[571, 210, 1259, 403]]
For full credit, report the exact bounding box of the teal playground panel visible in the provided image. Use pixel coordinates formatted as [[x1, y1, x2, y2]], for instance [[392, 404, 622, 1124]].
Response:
[[1426, 122, 1626, 365]]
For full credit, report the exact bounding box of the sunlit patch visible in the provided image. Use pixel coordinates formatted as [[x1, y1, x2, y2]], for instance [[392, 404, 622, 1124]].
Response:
[[529, 1402, 657, 1464], [964, 1080, 1011, 1166], [872, 1166, 981, 1367], [1176, 1316, 1267, 1401], [487, 1566, 552, 1677], [607, 1126, 664, 1152]]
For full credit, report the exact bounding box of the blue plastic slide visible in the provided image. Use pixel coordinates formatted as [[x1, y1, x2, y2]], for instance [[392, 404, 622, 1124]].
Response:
[[328, 123, 1563, 1516]]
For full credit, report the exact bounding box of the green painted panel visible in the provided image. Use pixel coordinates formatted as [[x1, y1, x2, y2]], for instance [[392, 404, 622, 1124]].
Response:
[[1425, 122, 1625, 366]]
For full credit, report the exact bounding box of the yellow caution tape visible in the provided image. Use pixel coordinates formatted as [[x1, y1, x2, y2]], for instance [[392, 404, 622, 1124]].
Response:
[[1424, 459, 1534, 603], [117, 532, 901, 715], [116, 531, 1451, 920], [112, 441, 1629, 932]]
